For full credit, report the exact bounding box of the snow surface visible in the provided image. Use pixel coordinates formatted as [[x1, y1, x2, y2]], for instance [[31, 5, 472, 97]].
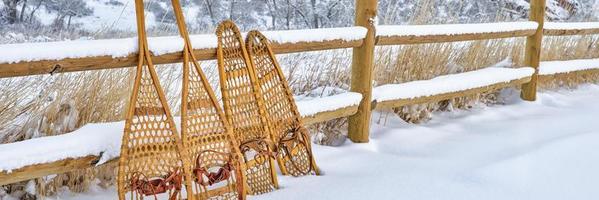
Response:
[[262, 27, 367, 45], [373, 67, 535, 102], [74, 0, 157, 32], [0, 38, 139, 64], [544, 22, 599, 31], [0, 92, 361, 172], [540, 58, 599, 75], [43, 84, 599, 200], [0, 27, 366, 64], [377, 22, 539, 37]]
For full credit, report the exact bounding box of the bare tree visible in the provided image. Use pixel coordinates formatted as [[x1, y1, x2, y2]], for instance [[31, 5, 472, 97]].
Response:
[[202, 0, 218, 25], [264, 0, 277, 29], [2, 0, 23, 24], [19, 0, 27, 22], [311, 0, 319, 28], [44, 0, 92, 32], [28, 0, 44, 23]]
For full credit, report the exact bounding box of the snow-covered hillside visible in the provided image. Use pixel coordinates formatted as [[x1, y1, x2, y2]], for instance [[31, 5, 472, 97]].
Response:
[[33, 84, 599, 200], [36, 0, 151, 32]]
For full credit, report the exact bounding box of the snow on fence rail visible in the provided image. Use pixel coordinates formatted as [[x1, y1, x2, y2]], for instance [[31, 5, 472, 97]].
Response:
[[297, 92, 363, 124], [0, 27, 367, 78], [539, 58, 599, 77], [0, 27, 368, 65], [372, 67, 535, 110], [376, 22, 538, 45], [0, 92, 362, 185]]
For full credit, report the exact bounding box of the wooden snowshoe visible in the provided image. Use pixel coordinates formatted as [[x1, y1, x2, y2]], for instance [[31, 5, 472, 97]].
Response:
[[245, 31, 321, 176], [215, 20, 279, 195], [170, 0, 247, 199], [117, 0, 194, 199]]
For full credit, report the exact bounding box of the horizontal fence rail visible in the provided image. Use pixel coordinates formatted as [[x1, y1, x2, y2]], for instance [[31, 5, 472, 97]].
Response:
[[0, 39, 364, 78], [544, 22, 599, 36], [372, 68, 535, 110], [0, 156, 106, 186], [2, 22, 598, 79]]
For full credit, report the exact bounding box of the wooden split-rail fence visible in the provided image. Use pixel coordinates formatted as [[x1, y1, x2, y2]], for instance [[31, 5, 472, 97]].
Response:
[[1, 0, 599, 186]]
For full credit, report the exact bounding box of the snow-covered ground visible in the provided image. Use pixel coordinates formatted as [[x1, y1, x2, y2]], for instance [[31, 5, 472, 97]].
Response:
[[44, 84, 599, 200]]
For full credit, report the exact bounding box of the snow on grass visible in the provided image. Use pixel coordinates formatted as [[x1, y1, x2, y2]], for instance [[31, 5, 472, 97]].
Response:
[[373, 67, 535, 103], [45, 84, 599, 200], [0, 93, 361, 172], [0, 27, 366, 64], [377, 22, 539, 37], [539, 58, 599, 75], [544, 22, 599, 31]]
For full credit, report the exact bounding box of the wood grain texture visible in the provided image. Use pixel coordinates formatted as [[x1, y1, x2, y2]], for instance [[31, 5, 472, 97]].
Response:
[[544, 28, 599, 36], [538, 68, 599, 82], [348, 0, 377, 143], [0, 156, 104, 185], [302, 105, 359, 125], [521, 0, 546, 101]]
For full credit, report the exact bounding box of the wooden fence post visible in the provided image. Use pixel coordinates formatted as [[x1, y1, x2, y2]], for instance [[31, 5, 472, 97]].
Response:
[[521, 0, 546, 101], [348, 0, 377, 143]]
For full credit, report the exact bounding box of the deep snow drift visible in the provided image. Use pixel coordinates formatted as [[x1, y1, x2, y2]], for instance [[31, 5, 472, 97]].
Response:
[[43, 84, 599, 200]]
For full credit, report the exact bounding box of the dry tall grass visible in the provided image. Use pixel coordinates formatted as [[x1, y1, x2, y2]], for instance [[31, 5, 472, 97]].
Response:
[[371, 39, 527, 124]]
